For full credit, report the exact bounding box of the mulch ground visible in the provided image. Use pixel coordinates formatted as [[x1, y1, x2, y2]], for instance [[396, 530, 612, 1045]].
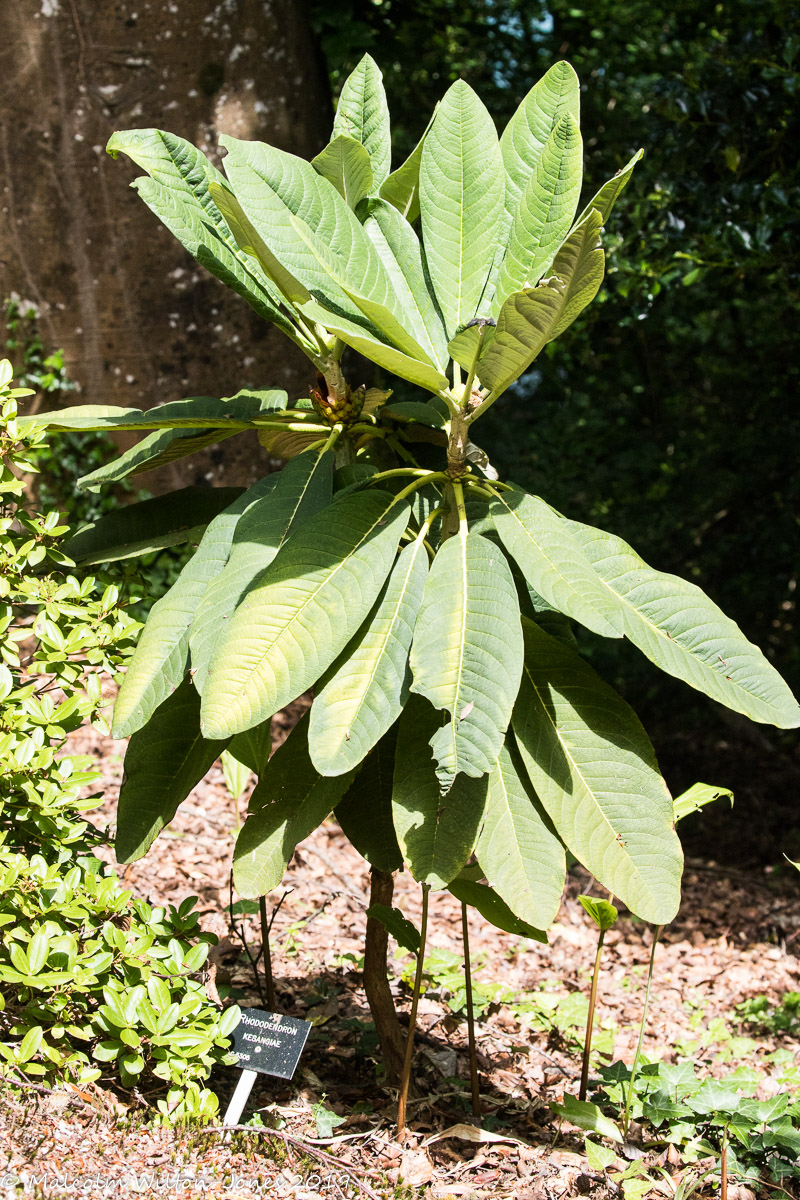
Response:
[[1, 708, 799, 1200]]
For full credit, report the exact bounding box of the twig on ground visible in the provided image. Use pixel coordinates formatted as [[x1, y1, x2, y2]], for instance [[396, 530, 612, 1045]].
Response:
[[301, 843, 365, 904]]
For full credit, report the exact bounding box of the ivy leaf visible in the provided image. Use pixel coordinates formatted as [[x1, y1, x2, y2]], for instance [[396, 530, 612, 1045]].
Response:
[[116, 679, 228, 862], [232, 714, 353, 898], [513, 618, 683, 924], [392, 696, 488, 889], [410, 530, 523, 790], [565, 516, 800, 728], [310, 534, 429, 776], [332, 53, 391, 186], [201, 491, 410, 738], [419, 80, 504, 337]]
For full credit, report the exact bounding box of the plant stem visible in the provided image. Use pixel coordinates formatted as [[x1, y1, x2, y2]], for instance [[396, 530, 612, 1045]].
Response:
[[579, 926, 606, 1101], [397, 882, 430, 1135], [363, 869, 406, 1085], [259, 896, 276, 1011], [320, 423, 344, 454], [622, 925, 662, 1139], [461, 901, 480, 1117], [721, 1125, 728, 1200], [464, 388, 498, 426]]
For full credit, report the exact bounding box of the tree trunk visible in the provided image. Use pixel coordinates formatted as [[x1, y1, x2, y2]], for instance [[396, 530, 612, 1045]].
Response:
[[363, 868, 406, 1086], [2, 0, 331, 486]]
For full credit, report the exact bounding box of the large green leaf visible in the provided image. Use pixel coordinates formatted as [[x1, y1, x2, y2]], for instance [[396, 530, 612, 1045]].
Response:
[[409, 529, 523, 789], [391, 696, 488, 889], [447, 873, 547, 941], [312, 135, 373, 208], [576, 149, 643, 227], [490, 485, 622, 638], [201, 490, 410, 739], [334, 730, 403, 873], [63, 486, 244, 564], [361, 199, 449, 369], [219, 135, 380, 329], [189, 450, 333, 693], [115, 679, 229, 863], [298, 297, 449, 392], [78, 426, 240, 491], [233, 714, 353, 897], [309, 532, 429, 775], [564, 516, 800, 728], [379, 107, 437, 223], [419, 80, 504, 337], [512, 618, 683, 924], [208, 180, 312, 306], [476, 210, 604, 398], [475, 740, 566, 930], [493, 114, 583, 313], [500, 61, 581, 230], [332, 54, 391, 186], [107, 129, 293, 332], [112, 476, 276, 738], [23, 388, 289, 433]]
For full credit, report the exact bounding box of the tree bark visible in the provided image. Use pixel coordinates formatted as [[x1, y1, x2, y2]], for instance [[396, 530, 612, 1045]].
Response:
[[363, 868, 406, 1086], [1, 0, 331, 486]]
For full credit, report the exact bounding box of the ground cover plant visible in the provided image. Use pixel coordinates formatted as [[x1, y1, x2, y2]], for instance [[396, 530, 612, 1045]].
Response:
[[22, 54, 799, 1111], [0, 362, 240, 1124]]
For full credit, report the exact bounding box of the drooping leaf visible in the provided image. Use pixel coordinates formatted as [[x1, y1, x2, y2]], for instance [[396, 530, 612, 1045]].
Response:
[[447, 874, 547, 942], [672, 782, 734, 824], [208, 179, 312, 306], [564, 516, 800, 728], [447, 320, 497, 373], [312, 135, 373, 208], [512, 618, 683, 924], [576, 149, 643, 227], [310, 532, 429, 775], [332, 54, 391, 186], [500, 61, 581, 230], [22, 388, 289, 434], [112, 475, 276, 738], [107, 129, 293, 332], [232, 714, 354, 897], [490, 484, 622, 638], [551, 1096, 623, 1143], [201, 490, 410, 738], [228, 720, 273, 778], [116, 679, 228, 863], [364, 904, 420, 954], [334, 730, 403, 873], [475, 740, 565, 930], [419, 80, 504, 337], [578, 895, 618, 932], [379, 106, 437, 223], [298, 297, 449, 392], [361, 198, 449, 369], [78, 426, 240, 491], [494, 113, 583, 313], [256, 425, 326, 459], [64, 486, 244, 564], [190, 450, 333, 693], [391, 696, 488, 889], [476, 210, 604, 398], [409, 529, 523, 789]]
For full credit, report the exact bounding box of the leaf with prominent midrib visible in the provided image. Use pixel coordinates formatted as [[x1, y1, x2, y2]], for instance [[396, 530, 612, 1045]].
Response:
[[410, 530, 523, 790], [23, 388, 289, 434], [563, 516, 800, 728], [379, 106, 437, 223], [107, 129, 293, 332], [64, 486, 244, 565], [476, 210, 604, 398], [512, 618, 683, 924], [493, 113, 583, 314], [232, 714, 354, 898], [576, 149, 643, 228], [189, 451, 333, 693], [334, 730, 403, 873], [392, 696, 488, 889], [419, 80, 504, 337], [312, 135, 373, 208], [332, 54, 391, 186], [201, 490, 410, 739], [475, 740, 565, 930], [116, 679, 229, 863], [490, 485, 622, 638], [447, 872, 547, 941], [310, 532, 429, 775], [78, 426, 240, 491], [112, 475, 276, 738]]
